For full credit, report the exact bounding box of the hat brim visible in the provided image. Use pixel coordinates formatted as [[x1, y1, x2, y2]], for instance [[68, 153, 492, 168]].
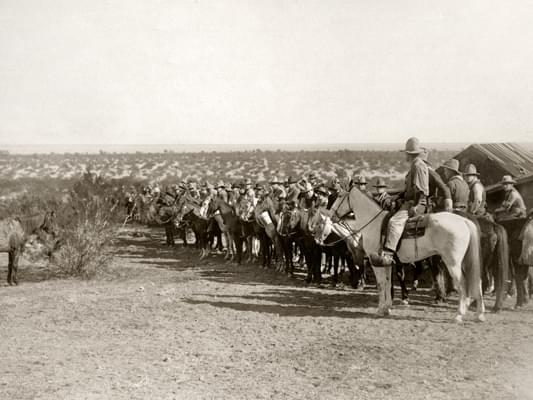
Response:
[[501, 180, 516, 185], [442, 165, 460, 174], [464, 172, 480, 176], [373, 184, 388, 188]]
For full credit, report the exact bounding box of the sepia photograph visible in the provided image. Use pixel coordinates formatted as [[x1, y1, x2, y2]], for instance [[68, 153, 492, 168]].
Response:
[[1, 1, 532, 399]]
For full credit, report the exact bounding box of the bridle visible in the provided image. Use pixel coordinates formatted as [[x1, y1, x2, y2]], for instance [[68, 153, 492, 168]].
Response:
[[329, 190, 353, 221]]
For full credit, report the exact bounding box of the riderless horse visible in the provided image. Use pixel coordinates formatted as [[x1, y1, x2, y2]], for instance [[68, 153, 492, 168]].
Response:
[[0, 211, 60, 285]]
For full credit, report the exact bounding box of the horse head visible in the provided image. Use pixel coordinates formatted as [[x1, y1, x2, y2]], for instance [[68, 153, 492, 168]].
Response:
[[278, 209, 295, 236], [313, 213, 332, 245]]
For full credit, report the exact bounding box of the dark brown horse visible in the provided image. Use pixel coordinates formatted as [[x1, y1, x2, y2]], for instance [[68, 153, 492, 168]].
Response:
[[0, 212, 59, 285]]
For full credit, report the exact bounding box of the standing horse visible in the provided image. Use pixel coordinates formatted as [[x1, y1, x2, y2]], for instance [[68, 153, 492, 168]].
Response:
[[0, 212, 59, 285], [210, 198, 245, 263], [309, 212, 365, 288], [316, 187, 485, 322], [278, 208, 322, 283], [175, 201, 210, 260]]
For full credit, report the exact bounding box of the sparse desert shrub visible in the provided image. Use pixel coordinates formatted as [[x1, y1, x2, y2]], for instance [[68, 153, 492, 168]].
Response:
[[53, 196, 116, 279]]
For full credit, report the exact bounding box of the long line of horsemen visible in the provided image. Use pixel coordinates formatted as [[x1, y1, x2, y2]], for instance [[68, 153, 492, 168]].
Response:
[[123, 137, 532, 310]]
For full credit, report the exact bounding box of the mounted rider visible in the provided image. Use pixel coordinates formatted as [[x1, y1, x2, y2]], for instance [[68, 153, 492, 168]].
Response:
[[463, 164, 487, 216], [327, 177, 344, 209], [372, 178, 394, 211], [494, 175, 527, 220], [441, 159, 470, 212], [351, 174, 370, 196], [298, 181, 319, 210], [314, 184, 330, 208], [371, 137, 429, 266], [286, 176, 301, 209], [216, 181, 228, 203]]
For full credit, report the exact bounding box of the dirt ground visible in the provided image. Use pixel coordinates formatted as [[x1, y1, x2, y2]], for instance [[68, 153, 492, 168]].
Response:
[[1, 225, 532, 400]]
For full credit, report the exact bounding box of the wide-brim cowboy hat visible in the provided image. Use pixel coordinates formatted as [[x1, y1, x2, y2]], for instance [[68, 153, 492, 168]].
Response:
[[314, 185, 329, 196], [463, 163, 480, 176], [442, 159, 461, 174], [373, 178, 388, 188], [500, 175, 517, 185], [287, 176, 299, 184], [216, 180, 226, 188], [400, 137, 425, 154]]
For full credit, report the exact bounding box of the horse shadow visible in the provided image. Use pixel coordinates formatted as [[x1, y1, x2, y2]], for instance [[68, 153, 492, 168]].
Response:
[[183, 287, 452, 322]]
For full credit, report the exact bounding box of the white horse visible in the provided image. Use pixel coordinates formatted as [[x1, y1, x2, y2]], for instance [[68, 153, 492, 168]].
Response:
[[313, 187, 485, 322]]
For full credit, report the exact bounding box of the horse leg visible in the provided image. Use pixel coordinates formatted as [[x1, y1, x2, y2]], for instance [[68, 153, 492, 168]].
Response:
[[430, 256, 447, 304], [371, 265, 392, 315], [395, 263, 409, 304], [11, 249, 20, 286], [331, 254, 339, 287], [7, 250, 13, 285], [514, 263, 529, 308], [445, 261, 467, 322]]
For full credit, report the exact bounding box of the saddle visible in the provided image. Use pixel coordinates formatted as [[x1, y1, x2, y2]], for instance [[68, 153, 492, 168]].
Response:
[[401, 215, 428, 239], [380, 214, 428, 240]]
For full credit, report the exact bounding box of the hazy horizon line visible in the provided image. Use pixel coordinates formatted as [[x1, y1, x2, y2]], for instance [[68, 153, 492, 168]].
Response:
[[1, 141, 533, 155]]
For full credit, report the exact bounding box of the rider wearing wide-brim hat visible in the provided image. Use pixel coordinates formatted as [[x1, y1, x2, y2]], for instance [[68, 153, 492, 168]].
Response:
[[314, 184, 330, 207], [441, 158, 469, 212], [462, 164, 486, 216], [372, 178, 394, 210], [495, 175, 527, 220], [371, 137, 430, 266]]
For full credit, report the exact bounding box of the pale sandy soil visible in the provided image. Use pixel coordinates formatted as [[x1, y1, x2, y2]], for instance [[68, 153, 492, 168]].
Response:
[[0, 225, 532, 400]]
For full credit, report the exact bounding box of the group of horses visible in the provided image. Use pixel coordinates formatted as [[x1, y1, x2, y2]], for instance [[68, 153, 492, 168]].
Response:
[[2, 184, 531, 324], [142, 187, 533, 323]]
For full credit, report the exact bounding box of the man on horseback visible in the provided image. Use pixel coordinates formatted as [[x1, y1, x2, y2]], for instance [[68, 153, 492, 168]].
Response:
[[463, 164, 488, 217], [372, 178, 394, 211], [286, 176, 301, 209], [441, 159, 469, 212], [351, 174, 370, 195], [495, 175, 527, 221], [372, 137, 430, 266], [327, 177, 344, 209]]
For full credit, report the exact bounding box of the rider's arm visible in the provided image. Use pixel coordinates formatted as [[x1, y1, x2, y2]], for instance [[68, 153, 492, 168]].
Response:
[[469, 183, 483, 214]]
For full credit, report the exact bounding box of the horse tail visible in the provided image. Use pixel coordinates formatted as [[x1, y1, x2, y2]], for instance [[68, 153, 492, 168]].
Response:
[[493, 223, 509, 310], [463, 220, 482, 300]]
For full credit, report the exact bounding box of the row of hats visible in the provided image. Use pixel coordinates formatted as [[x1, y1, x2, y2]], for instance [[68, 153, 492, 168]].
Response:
[[442, 160, 517, 185]]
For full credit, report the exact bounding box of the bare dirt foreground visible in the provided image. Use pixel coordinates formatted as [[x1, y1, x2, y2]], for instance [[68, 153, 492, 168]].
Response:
[[1, 226, 532, 400]]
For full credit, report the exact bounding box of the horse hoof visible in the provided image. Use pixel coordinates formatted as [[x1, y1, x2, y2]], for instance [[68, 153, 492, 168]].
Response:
[[401, 299, 409, 306], [377, 308, 390, 317], [477, 314, 486, 322], [455, 315, 464, 323]]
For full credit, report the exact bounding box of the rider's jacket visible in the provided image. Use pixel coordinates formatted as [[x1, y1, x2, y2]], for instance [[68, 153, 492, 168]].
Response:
[[497, 188, 527, 219], [447, 175, 470, 211], [467, 179, 487, 216]]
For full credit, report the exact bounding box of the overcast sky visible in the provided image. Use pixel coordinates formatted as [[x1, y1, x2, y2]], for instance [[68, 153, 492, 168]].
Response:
[[1, 0, 532, 146]]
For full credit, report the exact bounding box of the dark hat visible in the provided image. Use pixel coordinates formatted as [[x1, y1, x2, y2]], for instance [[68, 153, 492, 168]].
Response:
[[287, 176, 298, 184], [373, 178, 388, 188], [500, 175, 516, 185], [314, 185, 329, 196], [442, 159, 461, 174], [401, 137, 425, 155], [463, 164, 480, 176]]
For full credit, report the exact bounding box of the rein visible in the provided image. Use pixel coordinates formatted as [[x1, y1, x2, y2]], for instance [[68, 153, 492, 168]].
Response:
[[319, 208, 385, 247]]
